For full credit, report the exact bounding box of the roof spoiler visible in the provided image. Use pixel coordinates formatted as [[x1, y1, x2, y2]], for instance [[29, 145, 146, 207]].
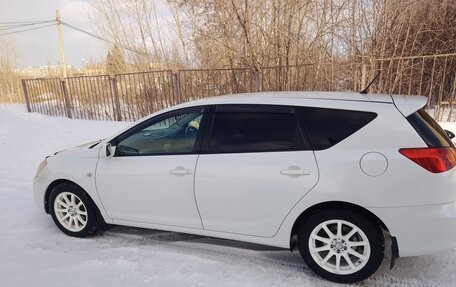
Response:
[[391, 95, 428, 117]]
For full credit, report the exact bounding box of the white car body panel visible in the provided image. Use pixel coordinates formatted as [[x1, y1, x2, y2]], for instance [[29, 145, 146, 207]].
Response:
[[369, 201, 456, 256], [33, 91, 456, 259], [194, 150, 319, 237], [34, 146, 112, 222], [96, 153, 203, 229], [392, 95, 428, 117]]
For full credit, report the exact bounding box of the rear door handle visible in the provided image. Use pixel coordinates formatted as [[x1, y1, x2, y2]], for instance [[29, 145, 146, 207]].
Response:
[[169, 167, 193, 176], [280, 167, 311, 176]]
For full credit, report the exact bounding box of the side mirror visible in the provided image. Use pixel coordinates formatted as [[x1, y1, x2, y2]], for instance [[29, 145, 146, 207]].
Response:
[[104, 143, 116, 158], [445, 129, 455, 140]]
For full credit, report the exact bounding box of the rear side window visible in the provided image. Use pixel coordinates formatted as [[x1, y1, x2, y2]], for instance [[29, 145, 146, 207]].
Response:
[[208, 109, 308, 153], [299, 107, 377, 150], [406, 109, 454, 147]]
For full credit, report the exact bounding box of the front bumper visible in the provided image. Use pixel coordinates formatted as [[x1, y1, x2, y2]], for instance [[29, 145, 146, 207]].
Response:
[[370, 201, 456, 257], [33, 176, 51, 213]]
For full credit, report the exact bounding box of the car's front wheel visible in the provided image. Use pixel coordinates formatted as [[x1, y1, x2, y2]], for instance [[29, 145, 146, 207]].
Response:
[[298, 208, 384, 283], [49, 183, 98, 237]]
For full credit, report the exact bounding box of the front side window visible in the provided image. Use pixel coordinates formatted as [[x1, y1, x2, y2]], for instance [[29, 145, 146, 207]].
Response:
[[208, 107, 307, 153], [116, 109, 204, 156]]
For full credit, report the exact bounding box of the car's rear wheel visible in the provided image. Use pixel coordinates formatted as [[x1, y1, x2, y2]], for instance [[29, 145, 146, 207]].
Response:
[[298, 208, 384, 283], [49, 183, 98, 237]]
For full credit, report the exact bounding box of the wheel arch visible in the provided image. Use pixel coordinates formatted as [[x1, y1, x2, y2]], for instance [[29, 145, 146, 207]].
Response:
[[44, 179, 99, 215], [290, 201, 389, 249]]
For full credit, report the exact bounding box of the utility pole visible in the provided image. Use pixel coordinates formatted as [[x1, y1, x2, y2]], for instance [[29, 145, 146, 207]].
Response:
[[56, 9, 67, 78]]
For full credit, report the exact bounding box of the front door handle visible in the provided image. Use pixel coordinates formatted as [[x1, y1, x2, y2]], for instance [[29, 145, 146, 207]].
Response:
[[169, 166, 193, 176], [280, 167, 311, 176]]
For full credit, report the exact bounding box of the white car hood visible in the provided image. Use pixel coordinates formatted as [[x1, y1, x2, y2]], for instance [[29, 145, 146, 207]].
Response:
[[53, 139, 102, 156]]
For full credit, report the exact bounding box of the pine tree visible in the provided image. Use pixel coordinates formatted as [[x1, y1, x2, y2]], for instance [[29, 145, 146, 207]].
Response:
[[106, 45, 127, 75]]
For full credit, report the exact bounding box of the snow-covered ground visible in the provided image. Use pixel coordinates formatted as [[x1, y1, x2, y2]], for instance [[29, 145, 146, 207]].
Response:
[[1, 104, 455, 287]]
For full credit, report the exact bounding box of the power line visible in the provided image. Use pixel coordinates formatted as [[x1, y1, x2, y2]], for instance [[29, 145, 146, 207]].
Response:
[[0, 18, 147, 56], [0, 23, 56, 36], [0, 20, 56, 31], [0, 20, 54, 25], [61, 21, 147, 55]]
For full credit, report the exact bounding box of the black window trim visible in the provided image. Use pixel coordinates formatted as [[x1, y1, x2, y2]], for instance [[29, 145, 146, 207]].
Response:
[[111, 105, 211, 157], [200, 104, 312, 155]]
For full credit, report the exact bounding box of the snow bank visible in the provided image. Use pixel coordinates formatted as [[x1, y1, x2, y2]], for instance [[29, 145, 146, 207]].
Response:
[[0, 104, 455, 287]]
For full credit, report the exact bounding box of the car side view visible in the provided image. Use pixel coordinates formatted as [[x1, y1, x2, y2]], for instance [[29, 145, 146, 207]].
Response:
[[33, 91, 456, 283]]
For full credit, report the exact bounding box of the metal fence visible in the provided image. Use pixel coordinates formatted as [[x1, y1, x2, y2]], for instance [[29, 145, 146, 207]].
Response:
[[22, 55, 456, 122], [368, 54, 456, 121], [261, 62, 362, 92], [22, 72, 175, 122], [115, 70, 176, 121], [22, 78, 68, 118], [65, 75, 115, 120], [178, 68, 257, 101]]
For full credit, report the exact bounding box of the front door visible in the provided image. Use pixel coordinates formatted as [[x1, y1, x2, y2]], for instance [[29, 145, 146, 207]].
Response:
[[96, 107, 206, 229]]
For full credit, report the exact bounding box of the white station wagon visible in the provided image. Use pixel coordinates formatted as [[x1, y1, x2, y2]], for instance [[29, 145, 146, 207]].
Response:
[[33, 92, 456, 283]]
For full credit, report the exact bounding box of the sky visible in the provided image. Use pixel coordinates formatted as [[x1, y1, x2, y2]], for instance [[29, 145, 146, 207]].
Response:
[[0, 0, 111, 68]]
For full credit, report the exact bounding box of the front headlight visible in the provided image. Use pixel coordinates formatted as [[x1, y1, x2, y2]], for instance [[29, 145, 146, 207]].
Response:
[[35, 159, 47, 177]]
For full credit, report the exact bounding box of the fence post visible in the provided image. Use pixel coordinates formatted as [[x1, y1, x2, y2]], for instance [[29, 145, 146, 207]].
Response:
[[60, 79, 72, 119], [361, 64, 367, 90], [21, 79, 32, 112], [254, 70, 260, 92], [172, 73, 180, 104], [110, 76, 122, 121]]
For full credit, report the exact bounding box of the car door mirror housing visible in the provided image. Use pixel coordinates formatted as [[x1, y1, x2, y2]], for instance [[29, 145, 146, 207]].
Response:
[[105, 143, 116, 158], [445, 129, 455, 139]]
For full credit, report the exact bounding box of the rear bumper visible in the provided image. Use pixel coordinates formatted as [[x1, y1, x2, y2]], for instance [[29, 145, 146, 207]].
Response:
[[33, 176, 50, 213], [369, 201, 456, 257]]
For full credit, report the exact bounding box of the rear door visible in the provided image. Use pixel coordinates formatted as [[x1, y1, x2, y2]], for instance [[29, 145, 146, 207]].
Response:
[[194, 104, 319, 237]]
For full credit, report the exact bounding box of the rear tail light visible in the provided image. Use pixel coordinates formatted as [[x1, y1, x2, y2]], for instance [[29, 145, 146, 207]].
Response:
[[399, 147, 456, 173]]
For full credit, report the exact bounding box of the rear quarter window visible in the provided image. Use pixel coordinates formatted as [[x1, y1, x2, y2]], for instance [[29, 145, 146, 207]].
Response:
[[406, 109, 455, 148], [299, 107, 377, 150]]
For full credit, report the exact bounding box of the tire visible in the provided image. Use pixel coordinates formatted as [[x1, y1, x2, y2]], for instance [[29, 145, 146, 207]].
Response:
[[298, 208, 384, 283], [49, 183, 98, 237]]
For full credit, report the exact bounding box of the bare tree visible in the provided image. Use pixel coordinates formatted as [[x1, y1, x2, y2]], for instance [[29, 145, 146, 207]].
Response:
[[0, 37, 22, 103], [88, 0, 189, 70], [79, 0, 456, 119]]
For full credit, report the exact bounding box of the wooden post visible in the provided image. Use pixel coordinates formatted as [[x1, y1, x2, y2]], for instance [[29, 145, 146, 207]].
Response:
[[21, 80, 32, 112], [56, 10, 67, 79], [60, 79, 72, 118]]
